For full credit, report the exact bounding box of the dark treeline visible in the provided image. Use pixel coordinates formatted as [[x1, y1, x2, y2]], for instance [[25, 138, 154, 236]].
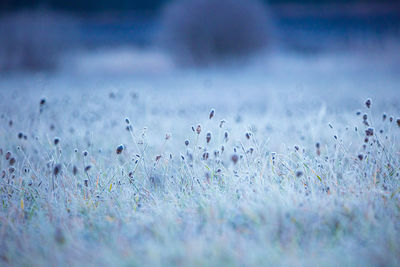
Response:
[[1, 0, 398, 13]]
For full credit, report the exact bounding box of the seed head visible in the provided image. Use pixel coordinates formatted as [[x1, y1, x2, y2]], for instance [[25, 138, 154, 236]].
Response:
[[209, 109, 215, 119], [245, 132, 251, 140], [9, 158, 16, 166], [5, 151, 11, 160], [18, 132, 23, 139], [365, 128, 374, 136], [389, 116, 393, 123], [54, 164, 62, 176], [219, 119, 226, 128], [54, 137, 60, 145], [85, 165, 91, 172], [231, 154, 239, 164], [382, 113, 387, 121], [358, 154, 364, 161], [116, 144, 124, 154], [365, 98, 371, 108], [165, 133, 171, 140], [206, 132, 211, 143], [196, 124, 202, 135], [397, 119, 400, 127], [125, 118, 130, 124], [185, 140, 189, 146], [82, 150, 88, 157], [73, 165, 78, 175]]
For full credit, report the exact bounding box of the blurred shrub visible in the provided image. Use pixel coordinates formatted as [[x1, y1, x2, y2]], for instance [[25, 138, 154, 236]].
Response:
[[159, 0, 272, 66], [0, 10, 77, 72]]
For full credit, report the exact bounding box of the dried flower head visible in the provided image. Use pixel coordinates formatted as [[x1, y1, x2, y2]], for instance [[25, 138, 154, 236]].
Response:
[[365, 128, 374, 136], [209, 109, 215, 119], [54, 164, 62, 176], [231, 154, 239, 164], [196, 124, 202, 135], [73, 165, 78, 176], [206, 132, 211, 143], [116, 144, 124, 154], [365, 98, 371, 108], [185, 140, 189, 146], [54, 137, 60, 145]]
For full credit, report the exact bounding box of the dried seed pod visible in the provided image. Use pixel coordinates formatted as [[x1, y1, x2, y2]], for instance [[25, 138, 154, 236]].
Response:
[[196, 124, 202, 135], [245, 132, 251, 139], [365, 98, 371, 108], [365, 128, 374, 136], [116, 145, 124, 154], [5, 151, 11, 160], [54, 164, 62, 176], [73, 165, 78, 176], [54, 137, 60, 145], [206, 132, 211, 143], [85, 165, 91, 172], [9, 158, 16, 166], [202, 152, 209, 160], [209, 109, 215, 119], [82, 150, 88, 157], [358, 154, 364, 161], [231, 154, 239, 164], [184, 140, 189, 146]]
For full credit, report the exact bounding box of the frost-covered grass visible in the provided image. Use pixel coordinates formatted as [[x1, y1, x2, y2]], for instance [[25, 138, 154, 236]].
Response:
[[0, 49, 400, 266]]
